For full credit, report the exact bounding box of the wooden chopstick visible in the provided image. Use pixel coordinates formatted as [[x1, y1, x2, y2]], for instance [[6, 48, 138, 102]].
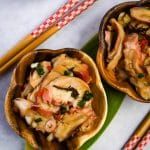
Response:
[[0, 26, 58, 74], [0, 0, 96, 74], [123, 112, 150, 150], [0, 0, 80, 68]]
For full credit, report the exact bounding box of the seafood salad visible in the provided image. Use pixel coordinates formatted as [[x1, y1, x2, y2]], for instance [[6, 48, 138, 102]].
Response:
[[105, 6, 150, 100], [13, 53, 97, 143]]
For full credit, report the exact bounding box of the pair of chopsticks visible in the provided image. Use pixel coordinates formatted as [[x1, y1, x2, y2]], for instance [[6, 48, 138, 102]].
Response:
[[0, 0, 97, 74], [123, 112, 150, 150]]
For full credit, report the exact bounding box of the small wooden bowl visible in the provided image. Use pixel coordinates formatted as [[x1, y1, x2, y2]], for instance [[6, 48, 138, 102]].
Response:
[[96, 0, 150, 103], [5, 48, 107, 149]]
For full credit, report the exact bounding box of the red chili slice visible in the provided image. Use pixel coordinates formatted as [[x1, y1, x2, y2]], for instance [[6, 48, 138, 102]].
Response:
[[42, 88, 52, 104], [35, 88, 52, 104], [35, 88, 44, 104], [74, 64, 91, 84], [139, 38, 148, 50], [54, 113, 62, 120], [51, 99, 62, 106], [47, 65, 52, 71]]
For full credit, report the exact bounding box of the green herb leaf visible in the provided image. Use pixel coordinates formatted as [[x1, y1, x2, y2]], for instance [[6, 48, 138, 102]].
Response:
[[137, 73, 145, 78], [64, 68, 74, 76], [53, 85, 79, 99], [36, 64, 45, 76], [34, 118, 42, 123], [77, 100, 86, 108], [83, 91, 94, 101], [64, 70, 73, 76], [77, 91, 93, 108], [70, 87, 79, 98], [60, 105, 68, 114]]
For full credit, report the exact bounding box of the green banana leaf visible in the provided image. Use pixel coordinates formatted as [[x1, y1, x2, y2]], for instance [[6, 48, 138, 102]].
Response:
[[25, 34, 125, 150]]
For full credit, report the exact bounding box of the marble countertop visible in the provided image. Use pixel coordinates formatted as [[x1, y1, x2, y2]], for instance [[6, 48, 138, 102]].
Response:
[[0, 0, 149, 149]]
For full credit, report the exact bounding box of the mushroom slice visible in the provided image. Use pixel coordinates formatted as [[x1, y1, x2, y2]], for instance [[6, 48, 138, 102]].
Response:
[[107, 18, 125, 70], [130, 7, 150, 24]]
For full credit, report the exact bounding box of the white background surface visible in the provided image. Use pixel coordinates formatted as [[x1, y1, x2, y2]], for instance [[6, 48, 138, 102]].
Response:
[[0, 0, 150, 149]]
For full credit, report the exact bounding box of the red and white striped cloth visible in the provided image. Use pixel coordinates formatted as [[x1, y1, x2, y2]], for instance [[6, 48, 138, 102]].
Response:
[[31, 0, 79, 37], [57, 0, 96, 28], [136, 130, 150, 150], [123, 135, 141, 150]]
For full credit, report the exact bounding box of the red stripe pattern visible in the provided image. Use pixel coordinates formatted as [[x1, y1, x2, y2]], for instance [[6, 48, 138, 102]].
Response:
[[57, 0, 96, 29], [136, 130, 150, 150], [123, 135, 140, 150], [31, 0, 79, 37]]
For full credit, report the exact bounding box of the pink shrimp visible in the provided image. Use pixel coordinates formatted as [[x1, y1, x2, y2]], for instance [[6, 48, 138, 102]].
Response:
[[45, 118, 56, 133]]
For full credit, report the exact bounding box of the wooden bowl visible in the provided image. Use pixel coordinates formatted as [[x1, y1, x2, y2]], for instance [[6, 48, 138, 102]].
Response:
[[96, 0, 150, 103], [5, 48, 107, 149]]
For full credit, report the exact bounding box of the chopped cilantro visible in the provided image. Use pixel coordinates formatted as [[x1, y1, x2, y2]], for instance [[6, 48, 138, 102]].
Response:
[[77, 91, 93, 108], [137, 73, 145, 78], [34, 118, 42, 123], [60, 105, 68, 114], [70, 87, 79, 98], [77, 100, 86, 108], [53, 85, 79, 99], [64, 68, 74, 76], [83, 91, 94, 101], [64, 70, 73, 76], [36, 64, 45, 76]]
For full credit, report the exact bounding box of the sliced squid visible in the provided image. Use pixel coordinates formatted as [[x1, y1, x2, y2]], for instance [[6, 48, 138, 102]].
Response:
[[55, 112, 88, 141], [14, 98, 33, 116], [107, 18, 125, 70], [130, 7, 150, 24]]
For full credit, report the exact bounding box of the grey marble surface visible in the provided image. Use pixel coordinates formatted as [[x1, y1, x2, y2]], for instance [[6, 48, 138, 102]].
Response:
[[0, 0, 149, 150]]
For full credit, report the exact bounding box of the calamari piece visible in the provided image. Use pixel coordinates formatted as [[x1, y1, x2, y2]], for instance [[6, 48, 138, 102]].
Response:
[[21, 83, 33, 98], [130, 77, 150, 100], [107, 18, 125, 70], [47, 76, 90, 107], [28, 71, 61, 102], [14, 98, 33, 116], [55, 112, 88, 142], [130, 7, 150, 24], [52, 54, 81, 69]]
